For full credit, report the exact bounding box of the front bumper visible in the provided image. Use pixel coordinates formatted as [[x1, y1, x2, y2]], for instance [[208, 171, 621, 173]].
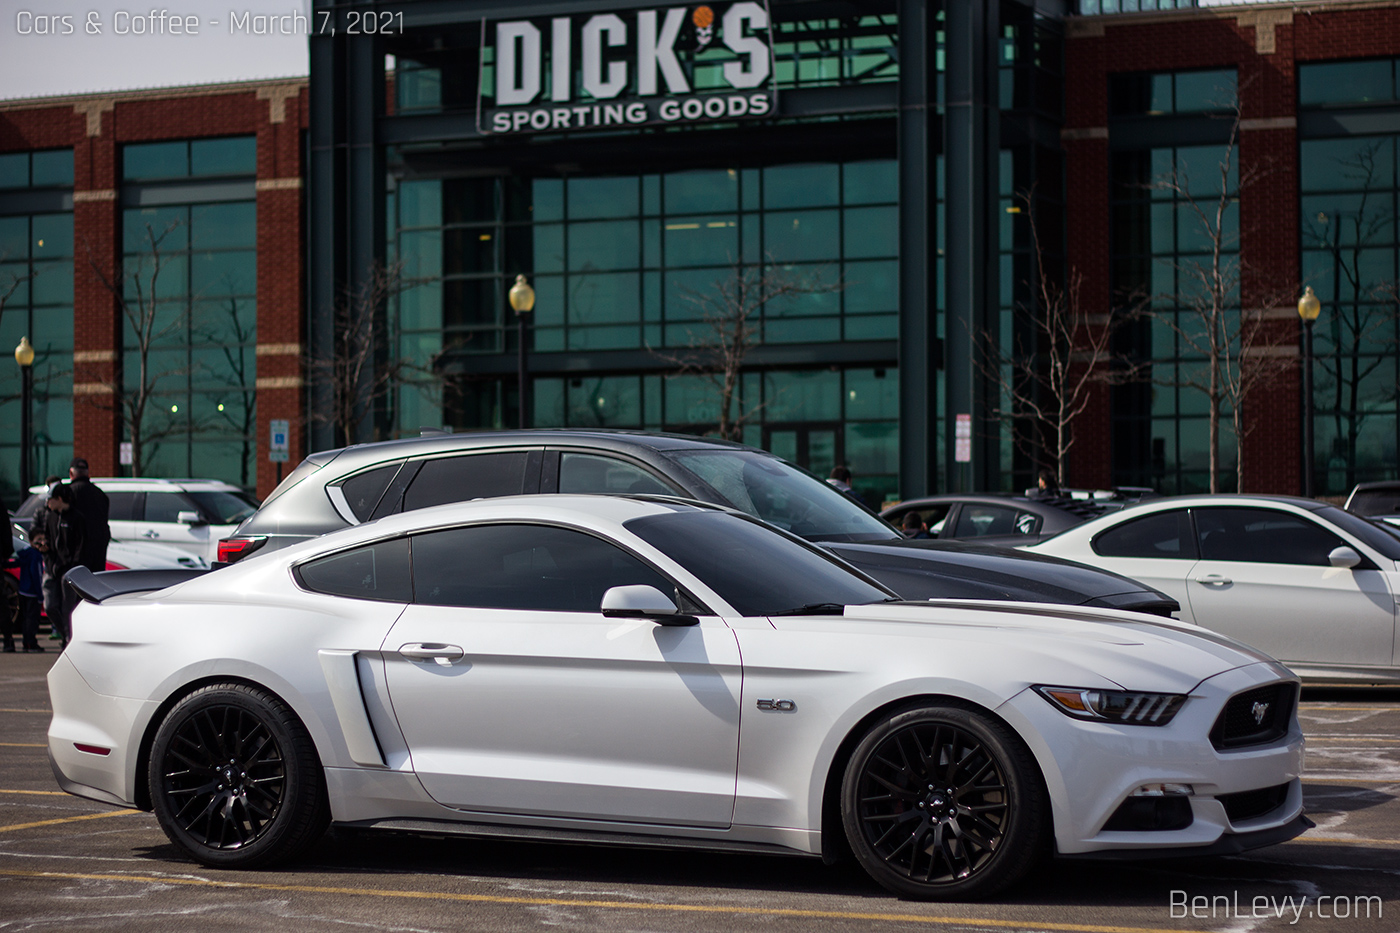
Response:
[[1000, 660, 1307, 857]]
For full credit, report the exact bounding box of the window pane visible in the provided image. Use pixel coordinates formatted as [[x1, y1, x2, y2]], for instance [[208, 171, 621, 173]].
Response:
[[664, 169, 738, 215], [1195, 508, 1344, 565], [0, 153, 27, 189], [568, 176, 638, 220], [1093, 510, 1195, 558], [30, 150, 72, 188], [190, 137, 256, 176], [32, 213, 72, 258], [664, 216, 737, 267], [298, 538, 412, 602], [144, 491, 196, 523], [402, 452, 530, 512], [411, 523, 672, 612], [765, 210, 839, 262], [559, 453, 676, 495], [567, 220, 638, 271], [339, 464, 402, 521], [1300, 60, 1395, 107], [845, 368, 898, 419], [124, 141, 189, 180], [843, 160, 897, 204], [192, 203, 256, 249], [843, 206, 898, 259], [567, 272, 640, 326], [1173, 69, 1235, 112], [763, 164, 839, 209]]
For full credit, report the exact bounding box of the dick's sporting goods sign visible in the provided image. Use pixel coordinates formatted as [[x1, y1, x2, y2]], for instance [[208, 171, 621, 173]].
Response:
[[478, 2, 776, 135]]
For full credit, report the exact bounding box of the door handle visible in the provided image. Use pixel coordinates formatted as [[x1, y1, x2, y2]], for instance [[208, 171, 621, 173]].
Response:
[[1194, 574, 1232, 586], [142, 530, 159, 538], [399, 643, 465, 667]]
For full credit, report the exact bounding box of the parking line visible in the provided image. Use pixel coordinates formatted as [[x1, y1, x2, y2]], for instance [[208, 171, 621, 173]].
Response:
[[0, 811, 138, 833], [0, 708, 50, 713], [0, 789, 67, 796], [0, 743, 45, 748], [1294, 835, 1400, 847], [0, 869, 1213, 933]]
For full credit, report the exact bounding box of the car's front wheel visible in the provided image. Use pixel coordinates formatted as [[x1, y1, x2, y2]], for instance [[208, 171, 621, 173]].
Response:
[[841, 703, 1047, 900], [149, 683, 328, 868]]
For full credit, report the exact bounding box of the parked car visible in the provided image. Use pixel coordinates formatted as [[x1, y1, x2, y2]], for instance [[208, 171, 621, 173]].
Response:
[[13, 524, 209, 571], [15, 478, 257, 564], [880, 493, 1117, 544], [1345, 480, 1400, 527], [220, 431, 1179, 616], [1027, 495, 1400, 683], [54, 496, 1307, 899]]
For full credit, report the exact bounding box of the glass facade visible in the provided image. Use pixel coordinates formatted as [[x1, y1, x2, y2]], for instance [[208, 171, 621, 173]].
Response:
[[1109, 71, 1241, 493], [1299, 62, 1400, 492], [120, 137, 257, 485], [0, 150, 74, 496]]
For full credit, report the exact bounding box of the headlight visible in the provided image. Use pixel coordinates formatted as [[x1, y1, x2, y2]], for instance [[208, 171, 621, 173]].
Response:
[[1034, 685, 1186, 726]]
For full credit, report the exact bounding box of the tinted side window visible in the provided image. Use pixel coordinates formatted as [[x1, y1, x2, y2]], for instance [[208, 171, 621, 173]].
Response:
[[411, 524, 672, 612], [106, 492, 140, 522], [146, 492, 195, 523], [1094, 510, 1196, 559], [1195, 508, 1344, 565], [402, 452, 529, 512], [558, 453, 676, 495], [297, 538, 412, 601], [952, 505, 1035, 538], [339, 463, 401, 521]]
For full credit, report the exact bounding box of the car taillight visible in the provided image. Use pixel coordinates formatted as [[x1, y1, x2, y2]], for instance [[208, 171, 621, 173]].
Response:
[[217, 536, 267, 563], [105, 561, 128, 571]]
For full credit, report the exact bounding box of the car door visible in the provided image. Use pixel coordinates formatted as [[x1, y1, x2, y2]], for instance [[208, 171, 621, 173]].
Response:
[[1186, 506, 1395, 667], [387, 450, 543, 516], [1080, 508, 1200, 621], [132, 491, 211, 556], [382, 522, 742, 828]]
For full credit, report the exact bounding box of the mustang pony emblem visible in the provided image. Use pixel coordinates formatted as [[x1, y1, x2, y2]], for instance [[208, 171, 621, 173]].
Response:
[[1251, 701, 1270, 725]]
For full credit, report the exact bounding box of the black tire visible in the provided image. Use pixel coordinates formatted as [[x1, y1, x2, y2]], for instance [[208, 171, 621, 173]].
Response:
[[841, 703, 1047, 900], [149, 683, 329, 868]]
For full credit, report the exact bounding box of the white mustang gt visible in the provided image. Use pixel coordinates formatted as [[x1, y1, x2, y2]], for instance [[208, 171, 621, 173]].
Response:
[[49, 496, 1308, 900]]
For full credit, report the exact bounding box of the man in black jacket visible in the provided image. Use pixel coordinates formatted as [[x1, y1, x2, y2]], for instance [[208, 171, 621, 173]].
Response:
[[42, 483, 84, 648], [67, 458, 109, 573]]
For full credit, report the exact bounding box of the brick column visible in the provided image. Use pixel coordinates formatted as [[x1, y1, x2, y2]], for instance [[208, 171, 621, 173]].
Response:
[[70, 100, 122, 476]]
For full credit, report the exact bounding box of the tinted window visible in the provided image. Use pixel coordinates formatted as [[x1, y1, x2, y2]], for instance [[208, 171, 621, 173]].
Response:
[[145, 492, 195, 523], [1195, 508, 1344, 566], [952, 505, 1038, 538], [106, 492, 140, 522], [625, 511, 891, 617], [667, 450, 895, 542], [298, 538, 412, 602], [402, 452, 529, 512], [558, 453, 676, 496], [1094, 510, 1196, 559], [1322, 505, 1400, 560], [187, 491, 258, 524], [339, 464, 401, 521], [412, 524, 673, 612], [1347, 487, 1400, 517]]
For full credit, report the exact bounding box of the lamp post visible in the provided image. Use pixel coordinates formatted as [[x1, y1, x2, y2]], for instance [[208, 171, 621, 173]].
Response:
[[1297, 286, 1321, 498], [14, 336, 34, 494], [508, 274, 535, 429]]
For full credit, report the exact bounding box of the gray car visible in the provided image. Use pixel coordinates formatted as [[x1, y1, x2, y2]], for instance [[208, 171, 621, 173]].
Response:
[[218, 430, 1179, 616]]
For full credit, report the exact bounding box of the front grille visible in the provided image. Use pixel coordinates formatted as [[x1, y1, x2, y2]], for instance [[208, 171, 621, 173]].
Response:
[[1210, 682, 1297, 751], [1220, 783, 1290, 823]]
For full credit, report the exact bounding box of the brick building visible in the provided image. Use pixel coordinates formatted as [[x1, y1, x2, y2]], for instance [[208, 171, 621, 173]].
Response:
[[0, 79, 307, 500], [3, 0, 1400, 505]]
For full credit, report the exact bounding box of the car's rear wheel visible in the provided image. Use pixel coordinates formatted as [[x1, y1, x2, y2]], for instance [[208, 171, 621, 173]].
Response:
[[149, 683, 328, 868], [841, 703, 1047, 900]]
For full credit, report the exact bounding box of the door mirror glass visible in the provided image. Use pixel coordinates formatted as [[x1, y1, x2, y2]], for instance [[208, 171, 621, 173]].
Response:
[[1328, 546, 1362, 569], [601, 584, 696, 626], [176, 510, 205, 526]]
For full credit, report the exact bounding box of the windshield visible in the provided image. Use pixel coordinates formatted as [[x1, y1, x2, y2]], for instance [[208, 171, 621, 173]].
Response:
[[188, 491, 259, 525], [626, 510, 892, 616], [666, 450, 898, 543]]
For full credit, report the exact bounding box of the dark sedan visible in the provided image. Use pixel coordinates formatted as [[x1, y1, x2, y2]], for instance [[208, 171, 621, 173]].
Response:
[[882, 493, 1130, 545], [220, 430, 1179, 616]]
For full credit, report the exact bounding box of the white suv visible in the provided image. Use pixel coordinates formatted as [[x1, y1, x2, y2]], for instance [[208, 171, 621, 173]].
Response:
[[15, 478, 258, 564]]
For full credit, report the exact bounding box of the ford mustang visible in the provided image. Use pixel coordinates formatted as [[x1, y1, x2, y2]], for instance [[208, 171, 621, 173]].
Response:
[[50, 496, 1307, 900]]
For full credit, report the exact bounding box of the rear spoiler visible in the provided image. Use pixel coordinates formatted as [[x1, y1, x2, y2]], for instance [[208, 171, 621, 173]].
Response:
[[64, 566, 211, 604]]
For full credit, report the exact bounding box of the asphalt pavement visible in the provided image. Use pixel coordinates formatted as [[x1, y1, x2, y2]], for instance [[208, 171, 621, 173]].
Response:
[[2, 651, 1397, 932]]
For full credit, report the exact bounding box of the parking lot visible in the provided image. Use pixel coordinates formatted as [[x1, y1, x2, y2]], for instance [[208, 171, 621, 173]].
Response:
[[3, 650, 1396, 933]]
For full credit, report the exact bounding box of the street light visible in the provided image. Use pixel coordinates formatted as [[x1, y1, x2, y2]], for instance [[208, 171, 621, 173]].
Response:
[[508, 274, 535, 429], [1297, 286, 1321, 499], [14, 336, 34, 494]]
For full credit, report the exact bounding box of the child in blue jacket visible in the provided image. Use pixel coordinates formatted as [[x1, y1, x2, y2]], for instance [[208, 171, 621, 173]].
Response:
[[16, 533, 45, 652]]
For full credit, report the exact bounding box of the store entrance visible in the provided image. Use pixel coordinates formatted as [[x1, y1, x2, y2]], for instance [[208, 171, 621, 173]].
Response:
[[763, 424, 842, 478]]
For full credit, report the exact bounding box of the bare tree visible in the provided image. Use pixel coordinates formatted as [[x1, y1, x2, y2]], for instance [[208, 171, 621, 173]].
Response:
[[978, 192, 1130, 486], [0, 255, 37, 325], [1145, 97, 1295, 493], [85, 219, 197, 476], [649, 260, 838, 441], [1301, 140, 1400, 491], [195, 291, 259, 488], [310, 260, 420, 448]]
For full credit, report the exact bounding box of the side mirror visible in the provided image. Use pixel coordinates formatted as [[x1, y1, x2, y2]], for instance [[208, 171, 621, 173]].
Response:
[[176, 511, 207, 527], [601, 585, 698, 626], [1328, 546, 1362, 569]]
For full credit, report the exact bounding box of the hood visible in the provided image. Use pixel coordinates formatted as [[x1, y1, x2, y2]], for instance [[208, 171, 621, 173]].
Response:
[[826, 540, 1178, 611], [828, 600, 1273, 693]]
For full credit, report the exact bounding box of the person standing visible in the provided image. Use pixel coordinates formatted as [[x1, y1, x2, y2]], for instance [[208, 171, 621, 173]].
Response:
[[16, 532, 45, 652], [67, 458, 110, 573], [41, 483, 84, 648]]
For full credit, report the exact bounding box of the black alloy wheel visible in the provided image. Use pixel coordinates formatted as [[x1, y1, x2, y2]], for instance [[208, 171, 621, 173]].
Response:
[[149, 683, 328, 868], [841, 703, 1046, 900]]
